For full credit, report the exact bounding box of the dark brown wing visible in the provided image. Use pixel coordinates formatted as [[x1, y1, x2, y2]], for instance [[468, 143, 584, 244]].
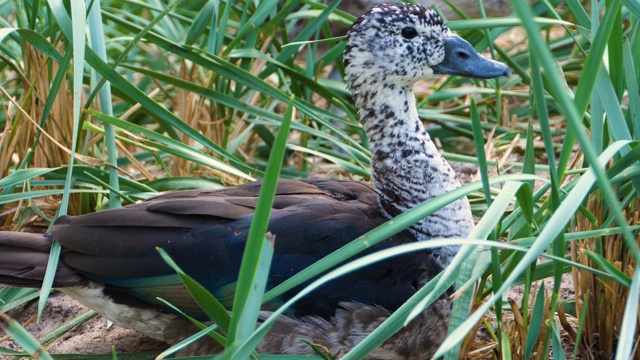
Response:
[[33, 179, 426, 318]]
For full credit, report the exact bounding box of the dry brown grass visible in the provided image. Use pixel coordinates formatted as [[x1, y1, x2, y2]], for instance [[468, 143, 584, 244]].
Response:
[[0, 43, 86, 222], [572, 195, 640, 360]]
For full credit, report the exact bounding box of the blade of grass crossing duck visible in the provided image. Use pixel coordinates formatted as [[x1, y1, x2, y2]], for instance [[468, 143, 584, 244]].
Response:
[[224, 98, 293, 356], [433, 141, 633, 357], [157, 323, 220, 359], [443, 181, 528, 359], [244, 242, 457, 360], [157, 248, 231, 336], [343, 273, 454, 360], [154, 298, 222, 359], [261, 174, 542, 305], [253, 238, 559, 360]]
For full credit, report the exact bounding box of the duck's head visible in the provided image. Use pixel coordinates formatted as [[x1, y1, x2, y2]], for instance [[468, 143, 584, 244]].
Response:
[[343, 3, 511, 89]]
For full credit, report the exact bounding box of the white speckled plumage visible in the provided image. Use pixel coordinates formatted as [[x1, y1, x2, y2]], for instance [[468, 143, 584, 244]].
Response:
[[344, 4, 475, 268], [62, 283, 179, 341]]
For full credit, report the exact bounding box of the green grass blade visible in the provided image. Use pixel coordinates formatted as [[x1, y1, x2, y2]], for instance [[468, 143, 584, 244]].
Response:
[[500, 332, 513, 360], [443, 181, 528, 359], [524, 282, 546, 358], [0, 314, 54, 359], [0, 28, 63, 61], [583, 250, 633, 284], [433, 140, 632, 357], [157, 324, 220, 359], [614, 266, 640, 360], [185, 0, 216, 46], [38, 0, 87, 321], [572, 291, 589, 360], [87, 0, 120, 208], [551, 321, 567, 360], [0, 168, 63, 188], [87, 110, 254, 181], [623, 39, 640, 138], [564, 0, 591, 28], [262, 174, 542, 304], [156, 248, 231, 335], [225, 99, 293, 355], [512, 0, 639, 259], [0, 288, 39, 313], [558, 0, 622, 178], [343, 271, 453, 360], [447, 17, 575, 30]]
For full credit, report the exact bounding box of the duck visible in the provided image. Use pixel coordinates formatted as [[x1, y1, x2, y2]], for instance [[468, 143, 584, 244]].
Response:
[[0, 3, 510, 358]]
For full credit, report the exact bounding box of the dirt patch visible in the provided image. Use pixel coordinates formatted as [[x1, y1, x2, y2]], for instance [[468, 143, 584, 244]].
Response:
[[1, 289, 166, 357]]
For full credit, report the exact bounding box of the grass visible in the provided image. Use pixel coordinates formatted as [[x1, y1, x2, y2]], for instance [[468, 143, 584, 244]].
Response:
[[0, 0, 639, 359]]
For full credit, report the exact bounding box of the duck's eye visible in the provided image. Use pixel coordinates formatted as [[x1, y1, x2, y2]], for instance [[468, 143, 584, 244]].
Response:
[[457, 51, 470, 59], [401, 27, 418, 39]]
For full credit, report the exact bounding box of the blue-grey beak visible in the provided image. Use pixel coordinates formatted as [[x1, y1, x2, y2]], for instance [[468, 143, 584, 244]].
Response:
[[433, 35, 511, 79]]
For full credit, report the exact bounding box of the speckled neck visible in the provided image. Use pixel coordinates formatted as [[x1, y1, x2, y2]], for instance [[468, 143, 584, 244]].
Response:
[[341, 3, 478, 266], [356, 81, 473, 234]]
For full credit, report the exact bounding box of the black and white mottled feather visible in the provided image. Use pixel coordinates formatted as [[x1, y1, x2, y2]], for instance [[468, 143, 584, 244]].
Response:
[[344, 3, 507, 267]]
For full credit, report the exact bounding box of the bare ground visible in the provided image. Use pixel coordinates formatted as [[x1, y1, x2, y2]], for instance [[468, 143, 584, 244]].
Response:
[[1, 289, 166, 358]]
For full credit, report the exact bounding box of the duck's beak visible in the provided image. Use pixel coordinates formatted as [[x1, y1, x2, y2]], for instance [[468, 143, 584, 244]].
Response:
[[432, 35, 511, 79]]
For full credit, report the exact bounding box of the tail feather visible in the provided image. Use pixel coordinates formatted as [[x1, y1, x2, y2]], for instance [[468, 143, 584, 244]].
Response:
[[0, 231, 82, 287]]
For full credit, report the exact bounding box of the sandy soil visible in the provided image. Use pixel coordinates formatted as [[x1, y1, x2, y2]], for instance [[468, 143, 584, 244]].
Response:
[[1, 289, 166, 358]]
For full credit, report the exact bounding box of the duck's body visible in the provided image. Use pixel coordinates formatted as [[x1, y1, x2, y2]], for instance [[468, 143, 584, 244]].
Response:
[[0, 4, 509, 358], [1, 179, 446, 357]]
